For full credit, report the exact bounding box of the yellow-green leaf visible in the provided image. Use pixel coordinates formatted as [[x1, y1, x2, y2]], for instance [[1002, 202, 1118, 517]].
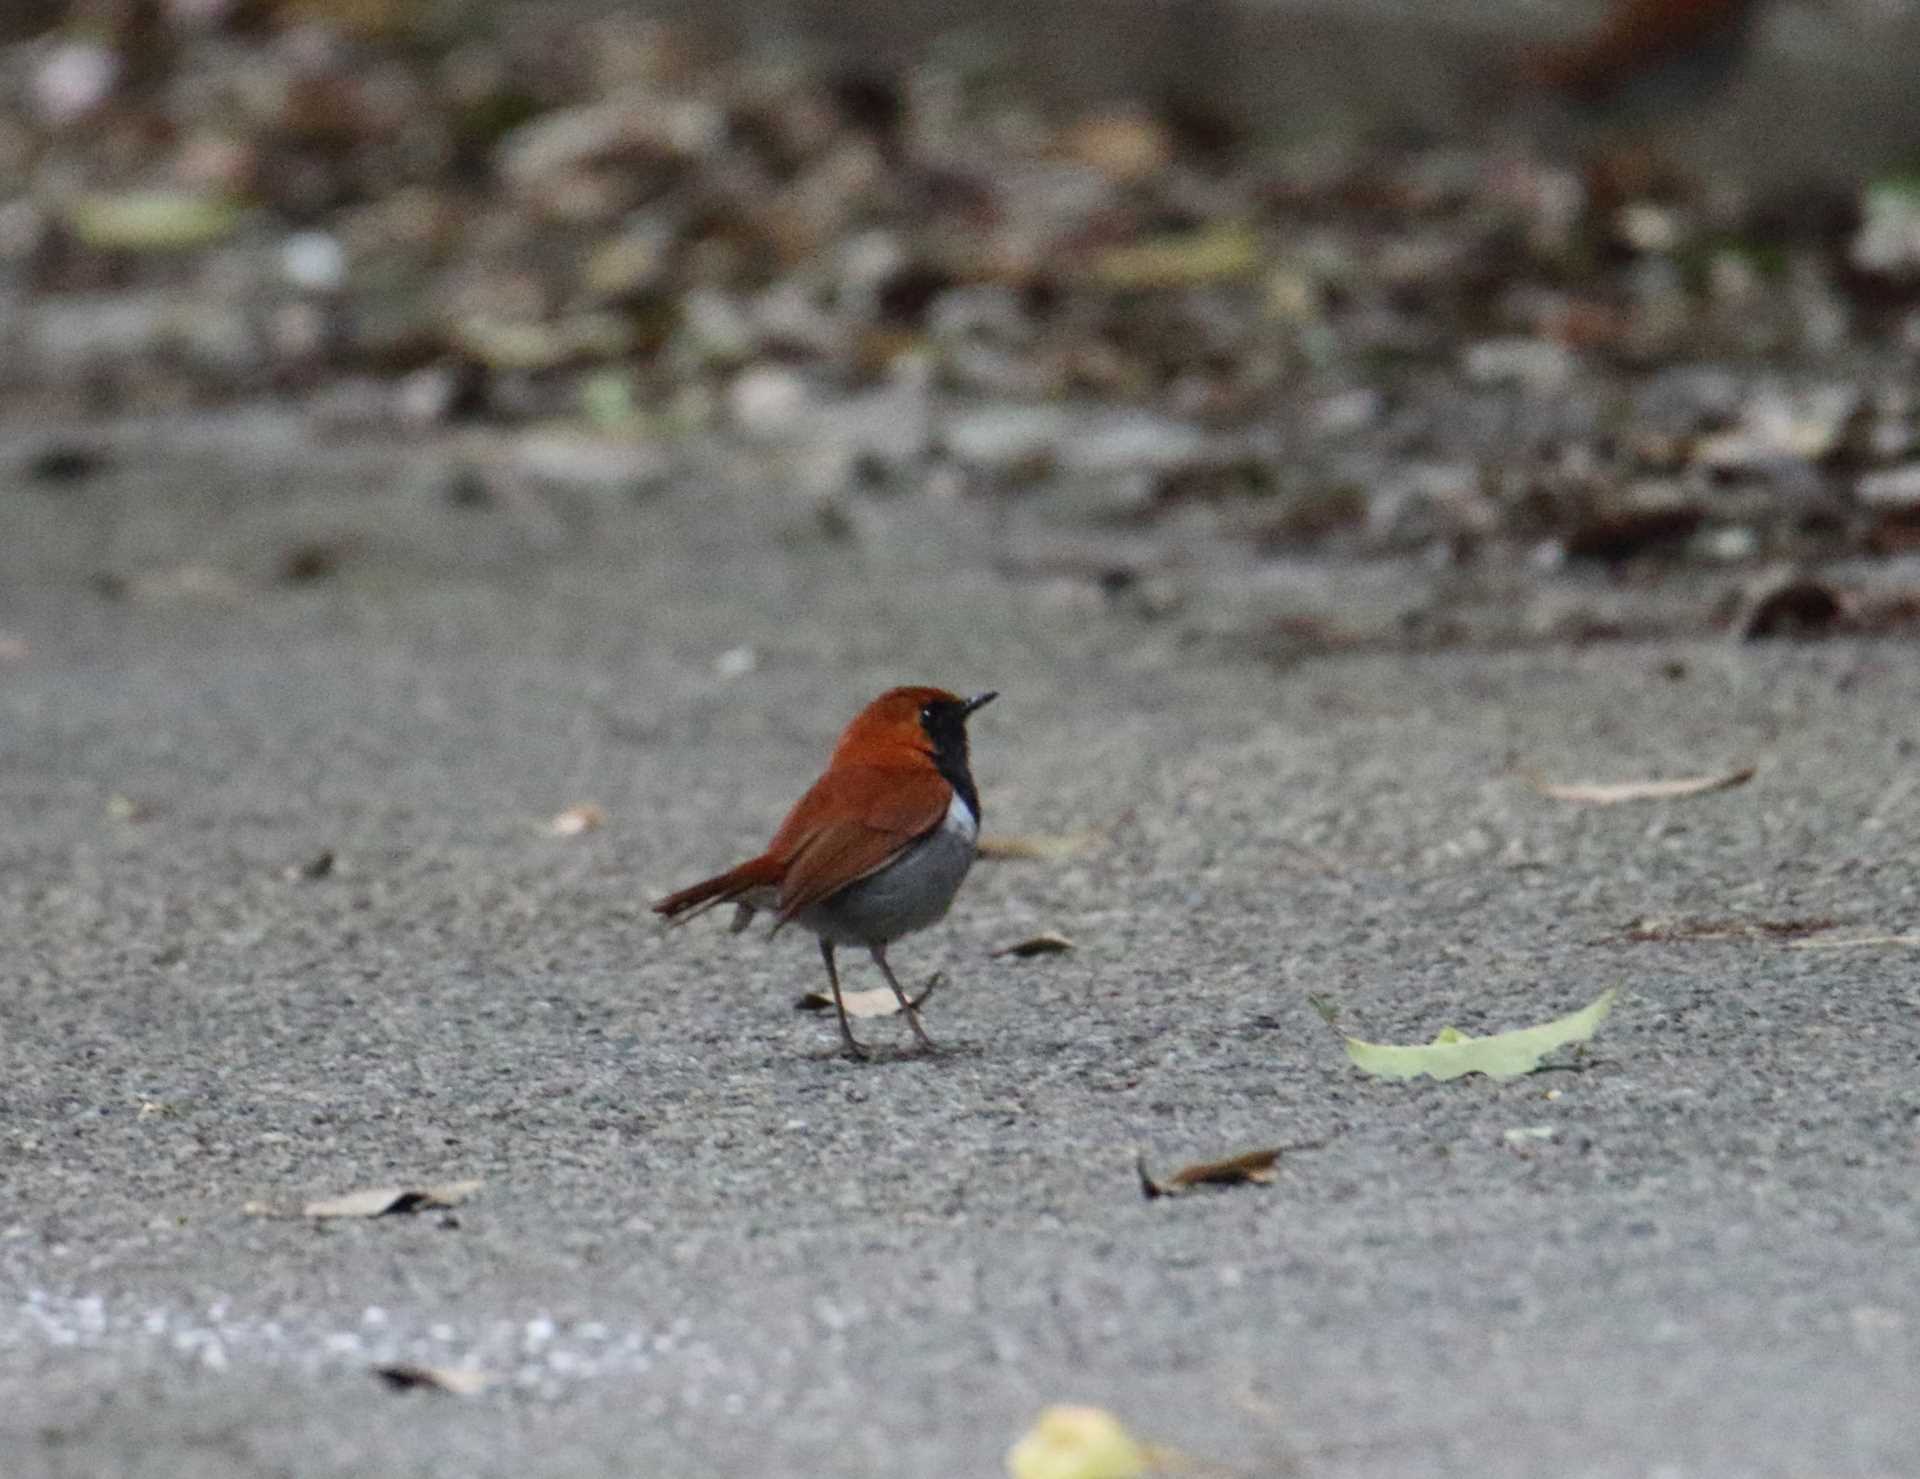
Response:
[[1344, 989, 1617, 1082], [65, 191, 244, 252], [1092, 223, 1261, 290], [1007, 1407, 1149, 1479]]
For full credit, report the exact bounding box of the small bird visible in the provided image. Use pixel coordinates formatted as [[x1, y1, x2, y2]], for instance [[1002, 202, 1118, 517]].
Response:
[[1519, 0, 1770, 118], [653, 686, 996, 1058]]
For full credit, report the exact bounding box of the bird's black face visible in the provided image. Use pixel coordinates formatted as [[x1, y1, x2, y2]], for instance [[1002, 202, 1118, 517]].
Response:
[[919, 691, 994, 822]]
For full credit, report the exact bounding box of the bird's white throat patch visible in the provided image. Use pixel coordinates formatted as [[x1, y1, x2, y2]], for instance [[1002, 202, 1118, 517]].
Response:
[[944, 788, 979, 841]]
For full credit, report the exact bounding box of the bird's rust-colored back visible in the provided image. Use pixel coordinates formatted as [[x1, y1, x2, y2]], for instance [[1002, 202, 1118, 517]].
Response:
[[764, 687, 963, 919], [652, 686, 965, 926]]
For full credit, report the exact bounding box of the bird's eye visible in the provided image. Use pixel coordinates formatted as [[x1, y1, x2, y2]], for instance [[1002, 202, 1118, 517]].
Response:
[[920, 705, 933, 724]]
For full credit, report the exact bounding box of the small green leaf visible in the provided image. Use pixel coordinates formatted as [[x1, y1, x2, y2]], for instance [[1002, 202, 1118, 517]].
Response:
[[1344, 989, 1617, 1082], [66, 191, 244, 251], [1092, 222, 1261, 289]]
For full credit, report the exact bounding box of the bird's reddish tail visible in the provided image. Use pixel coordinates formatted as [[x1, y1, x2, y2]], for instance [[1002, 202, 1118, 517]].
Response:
[[653, 854, 783, 922]]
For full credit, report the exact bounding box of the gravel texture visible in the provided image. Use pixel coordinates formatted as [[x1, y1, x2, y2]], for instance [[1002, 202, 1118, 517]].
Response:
[[3, 418, 1919, 1477]]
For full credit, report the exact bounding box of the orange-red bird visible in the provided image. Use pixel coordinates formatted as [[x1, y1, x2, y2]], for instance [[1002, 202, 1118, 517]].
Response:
[[654, 686, 996, 1058], [1521, 0, 1768, 113]]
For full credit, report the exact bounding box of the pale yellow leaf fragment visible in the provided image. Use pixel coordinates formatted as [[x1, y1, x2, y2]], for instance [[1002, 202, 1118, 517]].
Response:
[[976, 832, 1101, 862], [1008, 1406, 1150, 1479], [1093, 224, 1261, 290], [795, 978, 939, 1019], [1530, 768, 1754, 805], [548, 803, 606, 836], [1788, 933, 1920, 951], [1344, 990, 1617, 1082]]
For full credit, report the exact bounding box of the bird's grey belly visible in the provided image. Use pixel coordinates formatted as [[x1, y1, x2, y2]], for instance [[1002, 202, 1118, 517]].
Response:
[[797, 821, 976, 946]]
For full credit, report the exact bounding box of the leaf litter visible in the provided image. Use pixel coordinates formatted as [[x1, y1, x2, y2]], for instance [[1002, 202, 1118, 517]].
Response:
[[1334, 989, 1617, 1082], [1529, 768, 1755, 805]]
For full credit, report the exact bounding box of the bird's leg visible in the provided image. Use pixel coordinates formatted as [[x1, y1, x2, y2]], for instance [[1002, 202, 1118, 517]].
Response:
[[819, 940, 868, 1059], [871, 946, 939, 1053]]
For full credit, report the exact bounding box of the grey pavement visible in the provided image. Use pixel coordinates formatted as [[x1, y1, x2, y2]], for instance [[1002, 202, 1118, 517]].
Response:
[[2, 417, 1918, 1477]]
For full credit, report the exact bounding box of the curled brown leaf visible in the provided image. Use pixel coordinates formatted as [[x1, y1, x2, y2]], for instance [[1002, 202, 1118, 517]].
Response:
[[1138, 1144, 1323, 1200], [374, 1363, 490, 1396], [993, 932, 1075, 959]]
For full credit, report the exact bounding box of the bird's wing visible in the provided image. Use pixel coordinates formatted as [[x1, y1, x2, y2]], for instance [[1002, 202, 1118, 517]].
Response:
[[768, 763, 951, 922]]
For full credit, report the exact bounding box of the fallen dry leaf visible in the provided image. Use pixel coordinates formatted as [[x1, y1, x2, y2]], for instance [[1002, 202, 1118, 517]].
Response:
[[1617, 915, 1837, 944], [1733, 577, 1846, 641], [284, 849, 336, 882], [1137, 1144, 1321, 1200], [993, 932, 1075, 959], [1341, 990, 1617, 1083], [244, 1179, 484, 1219], [64, 189, 244, 251], [1092, 222, 1261, 290], [304, 1180, 482, 1218], [1788, 933, 1920, 951], [1530, 767, 1755, 805], [1007, 1406, 1151, 1479], [105, 793, 154, 822], [373, 1363, 490, 1396], [1062, 112, 1173, 182], [976, 832, 1101, 862], [548, 803, 606, 836], [796, 977, 938, 1020]]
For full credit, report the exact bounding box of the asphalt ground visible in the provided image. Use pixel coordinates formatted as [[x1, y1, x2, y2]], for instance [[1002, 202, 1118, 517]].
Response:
[[2, 417, 1918, 1477]]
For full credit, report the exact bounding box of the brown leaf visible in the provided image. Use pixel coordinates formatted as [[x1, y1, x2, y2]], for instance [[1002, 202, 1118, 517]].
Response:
[[284, 849, 336, 882], [277, 540, 349, 585], [1563, 502, 1704, 564], [976, 832, 1101, 862], [254, 1179, 484, 1219], [548, 804, 606, 837], [796, 977, 938, 1019], [373, 1363, 491, 1396], [1734, 578, 1846, 641], [1138, 1144, 1322, 1200], [1617, 915, 1837, 943], [1530, 767, 1755, 806], [993, 932, 1075, 959]]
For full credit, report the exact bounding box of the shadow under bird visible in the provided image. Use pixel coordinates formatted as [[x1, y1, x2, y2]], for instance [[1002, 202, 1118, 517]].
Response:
[[653, 686, 996, 1058]]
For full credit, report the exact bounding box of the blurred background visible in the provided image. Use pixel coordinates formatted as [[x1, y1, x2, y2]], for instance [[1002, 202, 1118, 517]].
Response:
[[5, 0, 1920, 646]]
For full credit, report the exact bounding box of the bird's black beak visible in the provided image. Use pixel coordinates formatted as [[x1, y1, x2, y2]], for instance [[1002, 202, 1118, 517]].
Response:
[[962, 691, 998, 718]]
